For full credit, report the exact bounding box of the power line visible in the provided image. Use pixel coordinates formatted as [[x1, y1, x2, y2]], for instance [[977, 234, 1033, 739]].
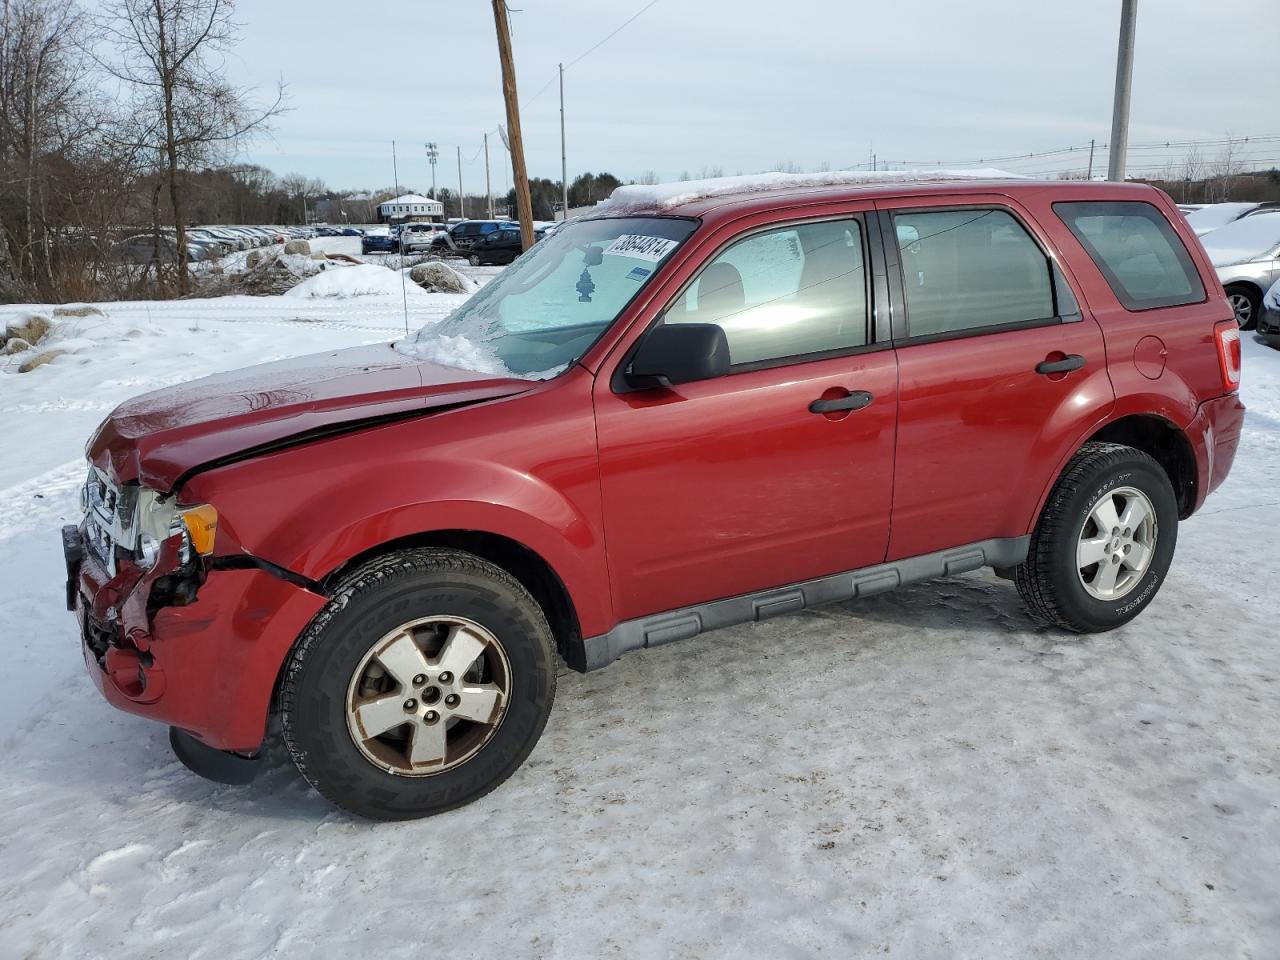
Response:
[[520, 0, 661, 110], [565, 0, 660, 69]]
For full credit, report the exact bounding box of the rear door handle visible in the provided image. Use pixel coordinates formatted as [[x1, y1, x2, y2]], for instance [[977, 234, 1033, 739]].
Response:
[[1035, 354, 1086, 375], [809, 390, 874, 414]]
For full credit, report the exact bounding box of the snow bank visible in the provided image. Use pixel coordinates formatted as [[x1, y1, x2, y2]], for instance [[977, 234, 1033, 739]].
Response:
[[1199, 212, 1280, 266], [596, 168, 1024, 213], [285, 263, 428, 299]]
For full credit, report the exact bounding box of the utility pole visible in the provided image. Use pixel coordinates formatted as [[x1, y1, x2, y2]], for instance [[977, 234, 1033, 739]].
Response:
[[1107, 0, 1137, 182], [457, 145, 466, 219], [559, 62, 569, 221], [426, 142, 438, 201], [1087, 138, 1096, 180], [484, 132, 494, 219], [492, 0, 535, 249]]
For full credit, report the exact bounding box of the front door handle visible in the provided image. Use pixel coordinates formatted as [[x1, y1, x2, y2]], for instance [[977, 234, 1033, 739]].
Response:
[[1035, 354, 1086, 375], [809, 390, 873, 414]]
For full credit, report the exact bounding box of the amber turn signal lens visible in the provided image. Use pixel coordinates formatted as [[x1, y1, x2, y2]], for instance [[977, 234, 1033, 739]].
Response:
[[179, 504, 219, 556]]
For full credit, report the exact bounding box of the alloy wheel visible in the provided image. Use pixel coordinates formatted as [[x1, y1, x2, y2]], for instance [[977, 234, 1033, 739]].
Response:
[[345, 616, 511, 776], [1076, 485, 1158, 601], [1228, 291, 1254, 328]]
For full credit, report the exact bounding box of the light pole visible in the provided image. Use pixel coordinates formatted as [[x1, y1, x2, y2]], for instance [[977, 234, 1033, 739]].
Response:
[[559, 62, 568, 221], [1107, 0, 1137, 182], [426, 142, 438, 201]]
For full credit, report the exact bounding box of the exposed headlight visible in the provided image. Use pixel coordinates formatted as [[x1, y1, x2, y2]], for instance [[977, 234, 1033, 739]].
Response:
[[138, 498, 219, 569], [82, 467, 218, 571]]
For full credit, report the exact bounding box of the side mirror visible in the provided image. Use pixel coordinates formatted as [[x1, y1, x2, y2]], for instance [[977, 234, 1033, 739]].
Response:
[[628, 323, 730, 387]]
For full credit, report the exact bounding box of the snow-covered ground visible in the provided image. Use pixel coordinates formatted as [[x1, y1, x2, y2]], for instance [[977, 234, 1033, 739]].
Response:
[[0, 271, 1278, 957]]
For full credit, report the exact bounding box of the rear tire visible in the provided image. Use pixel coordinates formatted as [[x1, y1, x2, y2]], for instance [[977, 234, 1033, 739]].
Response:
[[1015, 442, 1177, 632], [469, 254, 482, 266], [281, 548, 556, 820]]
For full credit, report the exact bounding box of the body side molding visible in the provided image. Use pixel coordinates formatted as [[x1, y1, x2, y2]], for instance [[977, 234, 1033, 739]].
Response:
[[578, 536, 1030, 671]]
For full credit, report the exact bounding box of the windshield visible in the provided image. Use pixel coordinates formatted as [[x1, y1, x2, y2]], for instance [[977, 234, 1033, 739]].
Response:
[[397, 216, 697, 378]]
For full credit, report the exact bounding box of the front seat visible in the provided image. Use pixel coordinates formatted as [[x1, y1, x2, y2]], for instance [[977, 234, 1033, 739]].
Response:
[[697, 262, 746, 321]]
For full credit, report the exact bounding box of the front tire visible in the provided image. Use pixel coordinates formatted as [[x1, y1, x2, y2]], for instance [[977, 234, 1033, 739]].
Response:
[[469, 254, 482, 266], [1015, 442, 1177, 632], [281, 548, 556, 820]]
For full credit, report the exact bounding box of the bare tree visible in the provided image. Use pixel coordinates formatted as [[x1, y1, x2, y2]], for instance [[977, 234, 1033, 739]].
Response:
[[1206, 137, 1245, 204], [0, 0, 90, 291], [1179, 144, 1204, 202], [98, 0, 283, 293]]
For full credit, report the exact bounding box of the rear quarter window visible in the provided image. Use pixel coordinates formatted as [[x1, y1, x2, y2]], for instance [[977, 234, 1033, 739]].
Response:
[[1054, 200, 1205, 310]]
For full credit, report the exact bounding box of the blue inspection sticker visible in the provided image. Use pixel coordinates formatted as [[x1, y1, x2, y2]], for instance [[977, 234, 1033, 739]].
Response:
[[626, 266, 652, 281]]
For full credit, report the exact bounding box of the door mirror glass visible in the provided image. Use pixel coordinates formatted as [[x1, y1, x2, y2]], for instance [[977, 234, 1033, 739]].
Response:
[[628, 323, 730, 387]]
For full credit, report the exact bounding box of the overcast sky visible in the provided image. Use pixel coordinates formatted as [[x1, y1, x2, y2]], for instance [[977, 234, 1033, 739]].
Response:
[[170, 0, 1276, 192]]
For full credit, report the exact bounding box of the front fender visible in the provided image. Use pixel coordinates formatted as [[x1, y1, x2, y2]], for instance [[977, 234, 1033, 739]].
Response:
[[180, 373, 613, 636]]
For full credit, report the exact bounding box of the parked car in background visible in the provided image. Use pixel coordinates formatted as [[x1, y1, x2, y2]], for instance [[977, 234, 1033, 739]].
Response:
[[68, 176, 1244, 819], [440, 219, 514, 252], [202, 228, 249, 251], [1257, 278, 1280, 341], [361, 230, 398, 254], [1200, 211, 1280, 328], [399, 223, 449, 253], [186, 230, 231, 256], [1183, 202, 1262, 237], [120, 233, 210, 263], [340, 227, 364, 237], [467, 225, 528, 265]]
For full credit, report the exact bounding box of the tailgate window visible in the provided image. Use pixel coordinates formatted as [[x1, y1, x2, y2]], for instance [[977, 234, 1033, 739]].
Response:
[[1054, 201, 1205, 310]]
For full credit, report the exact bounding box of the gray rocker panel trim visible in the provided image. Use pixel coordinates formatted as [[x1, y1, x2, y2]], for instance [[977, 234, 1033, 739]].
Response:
[[579, 536, 1030, 671]]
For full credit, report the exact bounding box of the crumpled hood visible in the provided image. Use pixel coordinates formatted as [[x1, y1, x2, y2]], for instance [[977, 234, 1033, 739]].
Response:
[[88, 343, 531, 490]]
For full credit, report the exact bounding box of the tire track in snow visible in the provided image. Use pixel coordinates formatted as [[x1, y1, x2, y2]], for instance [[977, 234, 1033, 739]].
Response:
[[0, 460, 85, 546]]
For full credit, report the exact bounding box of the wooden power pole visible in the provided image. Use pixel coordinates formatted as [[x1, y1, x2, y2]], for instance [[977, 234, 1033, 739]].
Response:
[[492, 0, 535, 249]]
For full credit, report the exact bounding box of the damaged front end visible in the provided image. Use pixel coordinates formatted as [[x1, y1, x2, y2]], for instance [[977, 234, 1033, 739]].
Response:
[[64, 465, 327, 771], [66, 466, 217, 698]]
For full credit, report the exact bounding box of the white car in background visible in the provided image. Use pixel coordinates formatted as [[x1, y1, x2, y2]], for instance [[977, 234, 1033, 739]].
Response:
[[1184, 202, 1262, 236], [1200, 211, 1280, 329], [1257, 278, 1280, 341]]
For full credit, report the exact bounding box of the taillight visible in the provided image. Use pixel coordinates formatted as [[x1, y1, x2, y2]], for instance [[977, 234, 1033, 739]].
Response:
[[1214, 320, 1241, 392]]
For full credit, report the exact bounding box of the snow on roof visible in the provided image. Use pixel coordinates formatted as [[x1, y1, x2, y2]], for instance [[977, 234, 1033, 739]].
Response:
[[379, 194, 438, 207], [1183, 202, 1260, 237], [594, 168, 1024, 214], [1199, 210, 1280, 267]]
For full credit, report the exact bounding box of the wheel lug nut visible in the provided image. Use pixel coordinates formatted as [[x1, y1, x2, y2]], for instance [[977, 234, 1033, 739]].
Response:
[[438, 671, 453, 684], [445, 693, 460, 707], [424, 710, 438, 723], [403, 698, 417, 711], [1123, 528, 1131, 537], [412, 674, 426, 686]]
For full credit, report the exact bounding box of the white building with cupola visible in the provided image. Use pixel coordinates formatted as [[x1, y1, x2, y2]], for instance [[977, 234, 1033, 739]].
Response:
[[377, 193, 444, 224]]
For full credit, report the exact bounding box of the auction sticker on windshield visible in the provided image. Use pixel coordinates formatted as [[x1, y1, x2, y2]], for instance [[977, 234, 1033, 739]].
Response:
[[604, 234, 680, 262]]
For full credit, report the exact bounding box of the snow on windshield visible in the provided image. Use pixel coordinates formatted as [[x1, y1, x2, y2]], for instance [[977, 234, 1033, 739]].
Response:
[[1199, 211, 1280, 266], [396, 217, 697, 380], [594, 168, 1023, 214]]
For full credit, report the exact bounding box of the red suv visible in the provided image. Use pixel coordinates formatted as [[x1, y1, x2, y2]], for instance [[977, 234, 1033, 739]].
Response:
[[65, 177, 1245, 819]]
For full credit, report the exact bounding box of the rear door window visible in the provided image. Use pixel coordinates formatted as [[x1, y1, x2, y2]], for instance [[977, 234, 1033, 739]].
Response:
[[892, 208, 1060, 338], [1054, 201, 1205, 310]]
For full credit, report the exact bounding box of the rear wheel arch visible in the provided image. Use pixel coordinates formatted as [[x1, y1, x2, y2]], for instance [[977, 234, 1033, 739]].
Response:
[[1085, 414, 1197, 518]]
